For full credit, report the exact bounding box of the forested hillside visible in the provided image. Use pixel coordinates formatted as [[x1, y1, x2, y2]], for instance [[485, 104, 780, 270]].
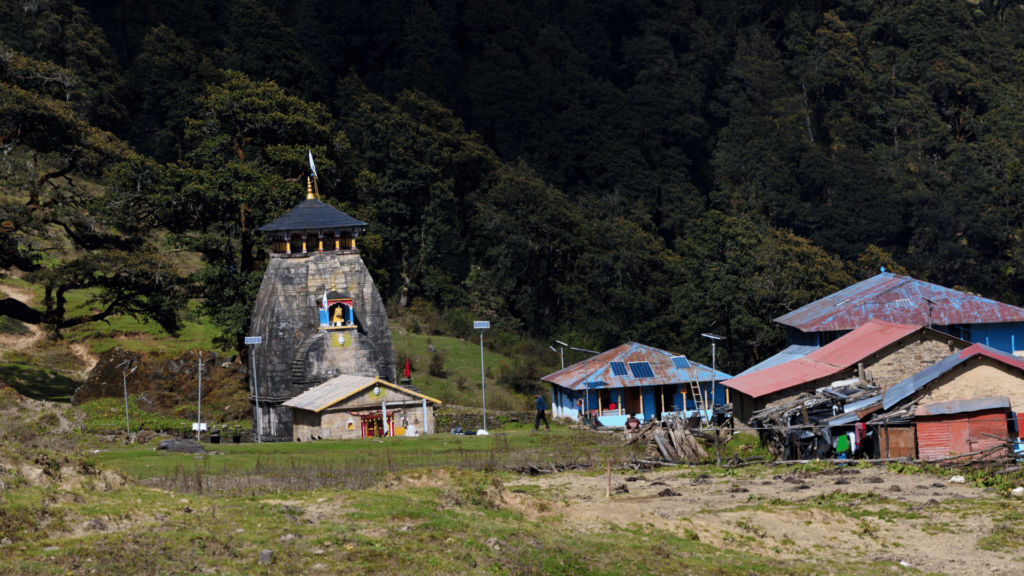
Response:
[[3, 0, 1024, 374]]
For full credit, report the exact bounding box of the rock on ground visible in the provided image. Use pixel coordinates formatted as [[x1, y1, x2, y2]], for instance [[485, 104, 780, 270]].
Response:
[[156, 439, 206, 454]]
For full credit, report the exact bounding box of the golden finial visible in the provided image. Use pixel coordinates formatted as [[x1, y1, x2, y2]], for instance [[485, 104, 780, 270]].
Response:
[[306, 177, 314, 200], [331, 276, 335, 291]]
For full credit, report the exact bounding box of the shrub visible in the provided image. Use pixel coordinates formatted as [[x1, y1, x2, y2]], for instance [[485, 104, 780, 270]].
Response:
[[495, 358, 542, 395], [395, 350, 415, 375], [428, 351, 448, 378]]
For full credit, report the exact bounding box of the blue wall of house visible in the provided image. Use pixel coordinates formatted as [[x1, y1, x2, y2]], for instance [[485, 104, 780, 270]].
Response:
[[549, 382, 729, 423], [931, 322, 1024, 353], [788, 322, 1024, 354]]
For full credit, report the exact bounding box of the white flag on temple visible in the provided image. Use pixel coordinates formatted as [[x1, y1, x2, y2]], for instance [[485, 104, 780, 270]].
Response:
[[322, 290, 328, 312], [308, 150, 318, 179]]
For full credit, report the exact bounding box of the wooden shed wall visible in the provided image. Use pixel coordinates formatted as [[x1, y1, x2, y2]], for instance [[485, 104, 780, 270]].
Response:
[[877, 426, 917, 459]]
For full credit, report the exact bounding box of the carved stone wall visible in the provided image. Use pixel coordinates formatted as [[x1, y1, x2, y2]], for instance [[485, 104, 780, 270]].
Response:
[[249, 252, 396, 441]]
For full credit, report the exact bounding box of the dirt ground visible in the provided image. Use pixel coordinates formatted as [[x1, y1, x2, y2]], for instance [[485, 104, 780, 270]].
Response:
[[0, 283, 98, 371], [508, 465, 1023, 575]]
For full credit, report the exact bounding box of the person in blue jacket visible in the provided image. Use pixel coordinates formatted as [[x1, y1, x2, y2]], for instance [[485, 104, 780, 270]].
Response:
[[534, 394, 550, 430]]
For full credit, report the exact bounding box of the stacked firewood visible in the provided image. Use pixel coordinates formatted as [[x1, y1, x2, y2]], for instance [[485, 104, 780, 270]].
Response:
[[623, 415, 708, 463]]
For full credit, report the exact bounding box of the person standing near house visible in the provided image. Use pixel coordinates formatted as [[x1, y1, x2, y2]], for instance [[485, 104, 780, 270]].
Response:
[[534, 394, 550, 430]]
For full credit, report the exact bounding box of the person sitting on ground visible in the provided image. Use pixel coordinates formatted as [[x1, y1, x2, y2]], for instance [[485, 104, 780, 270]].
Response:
[[625, 414, 640, 431], [534, 394, 550, 430]]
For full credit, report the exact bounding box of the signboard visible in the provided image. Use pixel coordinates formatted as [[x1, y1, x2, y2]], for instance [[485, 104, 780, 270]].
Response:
[[586, 381, 604, 389], [244, 336, 262, 345], [473, 321, 490, 329], [191, 423, 208, 431]]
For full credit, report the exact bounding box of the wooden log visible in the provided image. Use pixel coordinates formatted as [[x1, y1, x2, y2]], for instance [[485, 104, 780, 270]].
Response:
[[653, 430, 678, 461]]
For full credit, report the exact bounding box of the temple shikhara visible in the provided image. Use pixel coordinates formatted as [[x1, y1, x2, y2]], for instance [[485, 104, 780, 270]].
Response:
[[248, 180, 397, 441]]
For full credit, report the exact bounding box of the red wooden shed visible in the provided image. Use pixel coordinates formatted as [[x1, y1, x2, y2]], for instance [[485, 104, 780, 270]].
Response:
[[914, 397, 1011, 461]]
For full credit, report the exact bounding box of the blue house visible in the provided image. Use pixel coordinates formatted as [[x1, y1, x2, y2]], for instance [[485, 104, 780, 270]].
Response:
[[541, 342, 732, 426], [775, 272, 1024, 354]]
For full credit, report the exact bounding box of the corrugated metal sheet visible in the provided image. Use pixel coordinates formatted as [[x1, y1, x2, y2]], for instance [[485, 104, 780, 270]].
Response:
[[725, 320, 940, 399], [283, 375, 441, 412], [916, 407, 1009, 461], [914, 396, 1010, 417], [541, 342, 731, 391], [883, 343, 1024, 410], [844, 395, 882, 413], [735, 345, 818, 377], [775, 272, 1024, 333]]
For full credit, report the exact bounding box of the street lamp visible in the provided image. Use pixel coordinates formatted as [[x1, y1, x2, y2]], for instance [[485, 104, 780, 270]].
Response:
[[116, 360, 137, 433], [474, 321, 490, 430], [701, 333, 725, 417], [245, 336, 262, 443], [570, 345, 600, 417], [196, 351, 206, 442]]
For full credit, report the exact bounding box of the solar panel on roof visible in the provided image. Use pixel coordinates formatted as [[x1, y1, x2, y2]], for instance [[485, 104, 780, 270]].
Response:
[[671, 356, 691, 369], [610, 362, 628, 376], [628, 361, 654, 378]]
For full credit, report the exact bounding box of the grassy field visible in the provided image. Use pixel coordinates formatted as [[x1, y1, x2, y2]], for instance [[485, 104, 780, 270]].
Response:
[[0, 363, 81, 402], [1, 275, 229, 357], [94, 428, 612, 485], [393, 332, 553, 411]]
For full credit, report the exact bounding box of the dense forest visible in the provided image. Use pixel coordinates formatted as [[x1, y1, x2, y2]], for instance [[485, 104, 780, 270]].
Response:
[[2, 0, 1024, 374]]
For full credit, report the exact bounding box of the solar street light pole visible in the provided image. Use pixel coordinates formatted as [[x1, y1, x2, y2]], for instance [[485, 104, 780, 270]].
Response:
[[117, 360, 137, 434], [570, 346, 600, 418], [196, 351, 204, 442], [245, 336, 262, 443], [475, 321, 490, 430], [701, 333, 725, 416]]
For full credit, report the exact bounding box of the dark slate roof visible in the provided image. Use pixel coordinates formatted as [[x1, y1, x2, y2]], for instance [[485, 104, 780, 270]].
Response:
[[882, 343, 1024, 410], [775, 272, 1024, 332], [257, 198, 367, 233]]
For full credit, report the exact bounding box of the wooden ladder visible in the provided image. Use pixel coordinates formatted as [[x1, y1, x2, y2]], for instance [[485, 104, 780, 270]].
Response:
[[688, 381, 709, 428]]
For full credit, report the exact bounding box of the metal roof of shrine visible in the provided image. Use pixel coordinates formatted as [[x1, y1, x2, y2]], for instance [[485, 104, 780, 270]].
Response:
[[258, 198, 367, 233], [283, 375, 441, 412]]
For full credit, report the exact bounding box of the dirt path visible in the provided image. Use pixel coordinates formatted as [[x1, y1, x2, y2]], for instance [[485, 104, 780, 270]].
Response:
[[509, 466, 1023, 575]]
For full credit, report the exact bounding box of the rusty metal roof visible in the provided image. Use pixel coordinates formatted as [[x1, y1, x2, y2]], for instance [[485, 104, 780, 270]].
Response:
[[775, 272, 1024, 333], [883, 343, 1024, 409], [283, 375, 441, 412], [725, 321, 962, 399], [541, 342, 730, 391], [914, 396, 1010, 417]]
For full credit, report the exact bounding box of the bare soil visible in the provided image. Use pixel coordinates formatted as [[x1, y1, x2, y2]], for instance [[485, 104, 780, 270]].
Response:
[[0, 284, 44, 351], [509, 465, 1023, 575]]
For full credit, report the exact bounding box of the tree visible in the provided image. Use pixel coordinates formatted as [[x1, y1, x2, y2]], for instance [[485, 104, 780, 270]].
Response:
[[102, 71, 336, 351], [128, 25, 224, 162], [673, 211, 853, 372], [0, 44, 186, 337]]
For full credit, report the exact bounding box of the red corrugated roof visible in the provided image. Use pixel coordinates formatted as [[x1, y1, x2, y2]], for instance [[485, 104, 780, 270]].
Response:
[[725, 320, 960, 399]]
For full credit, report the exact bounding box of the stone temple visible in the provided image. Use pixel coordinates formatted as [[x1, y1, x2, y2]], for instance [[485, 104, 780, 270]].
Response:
[[248, 181, 396, 441]]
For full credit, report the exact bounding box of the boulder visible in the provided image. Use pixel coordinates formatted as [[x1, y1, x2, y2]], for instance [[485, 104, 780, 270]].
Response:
[[156, 439, 206, 454]]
